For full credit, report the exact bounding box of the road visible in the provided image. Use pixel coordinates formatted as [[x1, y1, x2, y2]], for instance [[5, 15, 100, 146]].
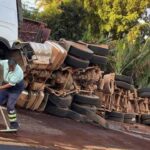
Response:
[[0, 145, 44, 150], [0, 109, 150, 150]]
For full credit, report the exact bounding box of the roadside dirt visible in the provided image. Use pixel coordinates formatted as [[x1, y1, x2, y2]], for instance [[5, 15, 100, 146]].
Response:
[[0, 109, 150, 150]]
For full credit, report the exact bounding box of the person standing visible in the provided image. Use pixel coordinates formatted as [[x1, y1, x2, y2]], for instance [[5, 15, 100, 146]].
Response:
[[0, 59, 24, 130]]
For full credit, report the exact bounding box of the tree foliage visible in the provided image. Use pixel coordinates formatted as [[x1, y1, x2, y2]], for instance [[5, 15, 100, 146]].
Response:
[[36, 0, 87, 40], [110, 23, 150, 87], [35, 0, 150, 40], [82, 0, 150, 39], [22, 3, 39, 20]]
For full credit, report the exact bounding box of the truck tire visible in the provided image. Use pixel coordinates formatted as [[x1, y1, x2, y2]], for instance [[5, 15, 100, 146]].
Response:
[[124, 113, 136, 119], [71, 103, 96, 114], [137, 88, 150, 93], [124, 113, 136, 124], [90, 55, 107, 66], [115, 75, 133, 84], [45, 105, 70, 117], [67, 110, 89, 122], [116, 81, 134, 91], [45, 103, 88, 122], [48, 94, 73, 108], [74, 94, 101, 107], [65, 55, 89, 68], [76, 104, 97, 113], [72, 103, 108, 128], [138, 92, 150, 98], [88, 44, 109, 56], [141, 114, 150, 121], [72, 103, 93, 115], [107, 117, 124, 122], [69, 45, 93, 60], [142, 119, 150, 125], [124, 118, 136, 124], [105, 111, 124, 118]]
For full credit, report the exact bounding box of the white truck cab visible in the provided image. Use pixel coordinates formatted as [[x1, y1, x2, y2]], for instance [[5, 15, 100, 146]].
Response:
[[0, 0, 22, 57]]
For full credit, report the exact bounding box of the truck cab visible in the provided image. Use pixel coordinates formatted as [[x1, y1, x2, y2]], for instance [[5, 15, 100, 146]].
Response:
[[0, 0, 22, 58]]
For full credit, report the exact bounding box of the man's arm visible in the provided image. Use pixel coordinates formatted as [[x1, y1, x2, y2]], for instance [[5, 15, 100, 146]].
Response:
[[0, 83, 12, 90]]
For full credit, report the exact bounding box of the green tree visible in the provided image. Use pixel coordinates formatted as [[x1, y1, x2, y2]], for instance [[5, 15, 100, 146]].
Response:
[[81, 0, 102, 42], [36, 0, 150, 40], [22, 3, 39, 20], [37, 0, 87, 40], [110, 23, 150, 87], [82, 0, 150, 39]]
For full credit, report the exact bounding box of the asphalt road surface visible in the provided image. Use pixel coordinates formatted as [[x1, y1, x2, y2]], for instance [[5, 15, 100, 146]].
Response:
[[0, 145, 44, 150], [0, 109, 150, 150]]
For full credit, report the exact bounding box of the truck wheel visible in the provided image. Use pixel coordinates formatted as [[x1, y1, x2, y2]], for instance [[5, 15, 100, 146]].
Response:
[[142, 119, 150, 125], [105, 111, 124, 122], [124, 118, 136, 124], [105, 111, 124, 118], [138, 92, 150, 98], [71, 103, 96, 114], [69, 45, 93, 60], [88, 44, 109, 56], [72, 103, 108, 128], [115, 81, 134, 91], [67, 110, 89, 122], [124, 113, 136, 124], [107, 117, 124, 122], [48, 94, 73, 108], [76, 104, 97, 113], [138, 88, 150, 93], [65, 55, 89, 68], [90, 55, 107, 66], [74, 94, 101, 107], [45, 105, 70, 117], [115, 75, 133, 84], [45, 104, 88, 122], [124, 113, 136, 119], [141, 114, 150, 120]]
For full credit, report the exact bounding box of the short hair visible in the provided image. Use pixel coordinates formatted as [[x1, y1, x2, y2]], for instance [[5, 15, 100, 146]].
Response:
[[8, 59, 17, 66]]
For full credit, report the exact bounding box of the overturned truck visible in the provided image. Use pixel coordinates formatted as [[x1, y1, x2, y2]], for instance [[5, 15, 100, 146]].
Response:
[[10, 38, 149, 128], [0, 0, 149, 128]]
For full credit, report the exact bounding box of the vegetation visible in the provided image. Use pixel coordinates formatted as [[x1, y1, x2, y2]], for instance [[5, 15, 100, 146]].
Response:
[[23, 0, 150, 87], [110, 34, 150, 87]]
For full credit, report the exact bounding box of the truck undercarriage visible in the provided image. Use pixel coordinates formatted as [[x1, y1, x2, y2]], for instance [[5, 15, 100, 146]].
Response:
[[5, 38, 148, 128]]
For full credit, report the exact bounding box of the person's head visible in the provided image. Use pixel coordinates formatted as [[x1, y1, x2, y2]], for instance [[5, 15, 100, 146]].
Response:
[[8, 59, 17, 72]]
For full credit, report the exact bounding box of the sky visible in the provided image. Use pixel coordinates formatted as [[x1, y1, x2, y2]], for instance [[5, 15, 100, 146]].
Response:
[[22, 0, 36, 8], [147, 8, 150, 15]]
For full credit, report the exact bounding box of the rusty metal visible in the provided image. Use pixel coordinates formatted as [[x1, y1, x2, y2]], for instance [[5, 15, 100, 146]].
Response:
[[73, 66, 103, 92], [102, 73, 115, 94], [19, 18, 51, 43], [46, 87, 76, 97], [45, 67, 76, 96]]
